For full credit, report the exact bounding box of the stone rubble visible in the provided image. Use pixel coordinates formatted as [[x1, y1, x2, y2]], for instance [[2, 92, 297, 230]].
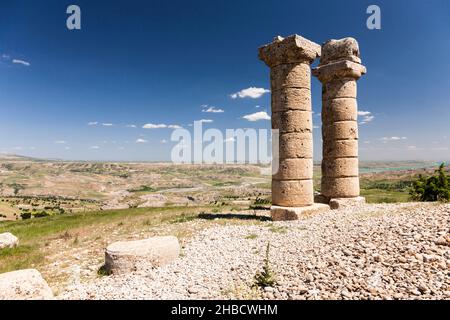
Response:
[[59, 202, 450, 300]]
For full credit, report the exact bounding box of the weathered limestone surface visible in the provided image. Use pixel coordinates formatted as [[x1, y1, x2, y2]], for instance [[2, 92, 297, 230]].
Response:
[[313, 38, 366, 201], [0, 269, 53, 300], [272, 88, 311, 112], [279, 133, 313, 159], [105, 236, 180, 274], [271, 203, 330, 221], [329, 197, 366, 210], [0, 232, 19, 249], [272, 180, 314, 207], [259, 35, 321, 216]]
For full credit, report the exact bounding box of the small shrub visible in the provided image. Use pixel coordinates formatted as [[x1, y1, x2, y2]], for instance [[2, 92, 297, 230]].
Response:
[[97, 265, 112, 277], [33, 211, 50, 218], [254, 243, 277, 288], [20, 211, 32, 220], [254, 197, 271, 205]]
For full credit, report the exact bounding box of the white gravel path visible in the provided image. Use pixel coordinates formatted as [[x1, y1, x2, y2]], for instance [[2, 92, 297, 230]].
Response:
[[60, 202, 449, 300]]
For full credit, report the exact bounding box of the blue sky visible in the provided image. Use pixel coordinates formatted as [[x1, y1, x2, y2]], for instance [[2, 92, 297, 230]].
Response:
[[0, 0, 449, 161]]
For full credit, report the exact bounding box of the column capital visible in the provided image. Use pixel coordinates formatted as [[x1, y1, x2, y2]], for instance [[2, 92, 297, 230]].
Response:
[[313, 37, 366, 83], [313, 60, 366, 83], [259, 34, 321, 68]]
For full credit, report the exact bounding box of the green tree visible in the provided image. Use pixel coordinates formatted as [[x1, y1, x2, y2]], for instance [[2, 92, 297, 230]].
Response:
[[410, 163, 449, 202]]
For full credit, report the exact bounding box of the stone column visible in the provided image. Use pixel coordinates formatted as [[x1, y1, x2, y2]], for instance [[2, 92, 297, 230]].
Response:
[[259, 35, 329, 220], [313, 38, 366, 209]]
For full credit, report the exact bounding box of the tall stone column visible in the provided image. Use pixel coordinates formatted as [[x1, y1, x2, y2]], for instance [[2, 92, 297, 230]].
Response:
[[259, 35, 329, 220], [313, 38, 366, 208]]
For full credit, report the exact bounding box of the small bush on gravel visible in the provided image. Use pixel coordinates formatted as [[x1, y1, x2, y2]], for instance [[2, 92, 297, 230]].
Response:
[[410, 163, 449, 202], [254, 243, 277, 288], [97, 265, 112, 277]]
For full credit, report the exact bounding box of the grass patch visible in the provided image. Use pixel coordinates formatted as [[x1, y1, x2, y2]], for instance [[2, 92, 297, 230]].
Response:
[[268, 225, 288, 234], [0, 245, 44, 274], [169, 213, 197, 224], [245, 234, 258, 240], [360, 189, 410, 203]]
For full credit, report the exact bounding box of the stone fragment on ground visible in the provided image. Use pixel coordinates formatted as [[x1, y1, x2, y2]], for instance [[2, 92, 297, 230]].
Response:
[[0, 232, 19, 249], [0, 269, 53, 300], [105, 236, 180, 274]]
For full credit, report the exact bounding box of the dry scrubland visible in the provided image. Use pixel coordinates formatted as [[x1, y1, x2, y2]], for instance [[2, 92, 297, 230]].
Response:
[[0, 155, 448, 299]]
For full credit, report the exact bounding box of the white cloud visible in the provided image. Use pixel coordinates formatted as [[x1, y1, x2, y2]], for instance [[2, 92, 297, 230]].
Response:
[[358, 110, 375, 125], [12, 59, 30, 67], [143, 123, 167, 129], [90, 146, 100, 149], [161, 139, 168, 144], [255, 105, 262, 108], [65, 147, 71, 150], [360, 115, 375, 124], [102, 123, 114, 127], [407, 145, 417, 150], [242, 111, 271, 122], [202, 105, 224, 113], [142, 123, 182, 129], [313, 125, 320, 129], [136, 138, 148, 144], [126, 124, 137, 128], [88, 122, 98, 126], [55, 140, 67, 144], [381, 136, 407, 141], [231, 87, 270, 99]]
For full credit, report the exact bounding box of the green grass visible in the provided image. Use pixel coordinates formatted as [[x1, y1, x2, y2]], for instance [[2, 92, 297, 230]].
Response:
[[268, 225, 288, 234], [360, 189, 411, 203], [0, 205, 219, 274], [0, 206, 211, 242], [0, 245, 44, 273]]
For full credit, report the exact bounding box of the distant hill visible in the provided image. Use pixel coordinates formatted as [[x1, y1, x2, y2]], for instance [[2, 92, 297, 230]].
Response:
[[0, 153, 41, 161]]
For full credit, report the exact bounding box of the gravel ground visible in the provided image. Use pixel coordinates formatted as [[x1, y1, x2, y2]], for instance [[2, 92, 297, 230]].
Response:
[[60, 202, 449, 300]]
